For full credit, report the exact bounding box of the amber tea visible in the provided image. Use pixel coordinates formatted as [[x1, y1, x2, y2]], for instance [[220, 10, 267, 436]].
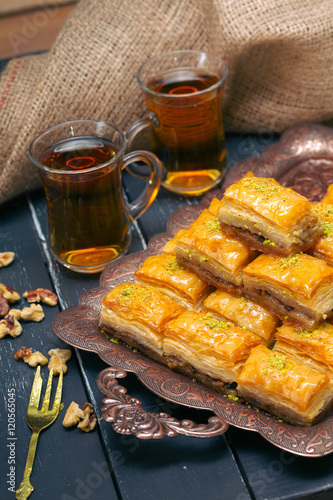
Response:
[[145, 69, 226, 193], [30, 120, 161, 273], [39, 136, 131, 269]]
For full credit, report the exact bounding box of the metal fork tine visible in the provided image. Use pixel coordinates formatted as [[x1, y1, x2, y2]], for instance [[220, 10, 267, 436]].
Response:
[[52, 368, 63, 412], [41, 368, 53, 412], [28, 365, 43, 410]]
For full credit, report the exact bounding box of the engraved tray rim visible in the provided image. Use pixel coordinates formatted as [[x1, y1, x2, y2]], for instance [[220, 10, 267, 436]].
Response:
[[53, 122, 333, 457]]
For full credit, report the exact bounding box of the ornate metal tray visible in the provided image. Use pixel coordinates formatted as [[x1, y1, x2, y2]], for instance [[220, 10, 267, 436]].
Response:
[[53, 122, 333, 456]]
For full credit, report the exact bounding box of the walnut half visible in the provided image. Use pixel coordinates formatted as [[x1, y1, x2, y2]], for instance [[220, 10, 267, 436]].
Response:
[[14, 346, 48, 367], [21, 304, 45, 322], [63, 402, 85, 428], [63, 401, 97, 432], [0, 252, 15, 268], [0, 315, 22, 338], [24, 288, 58, 306], [0, 283, 20, 303], [48, 348, 72, 375], [77, 403, 97, 432]]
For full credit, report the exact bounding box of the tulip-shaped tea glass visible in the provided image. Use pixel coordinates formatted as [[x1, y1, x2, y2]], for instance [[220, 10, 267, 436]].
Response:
[[127, 50, 228, 196], [29, 119, 162, 273]]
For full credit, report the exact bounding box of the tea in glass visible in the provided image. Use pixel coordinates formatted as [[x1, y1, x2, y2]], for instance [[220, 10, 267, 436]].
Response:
[[39, 136, 130, 269], [29, 120, 162, 273], [129, 51, 228, 196], [146, 68, 225, 191]]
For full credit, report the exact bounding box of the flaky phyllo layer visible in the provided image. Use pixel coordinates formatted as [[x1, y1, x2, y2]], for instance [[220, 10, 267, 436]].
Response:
[[218, 174, 322, 255], [174, 201, 257, 291], [242, 252, 333, 328], [237, 345, 333, 426], [163, 310, 261, 383]]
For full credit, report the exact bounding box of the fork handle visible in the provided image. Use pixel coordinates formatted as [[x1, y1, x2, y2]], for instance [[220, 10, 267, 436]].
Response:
[[16, 430, 40, 500]]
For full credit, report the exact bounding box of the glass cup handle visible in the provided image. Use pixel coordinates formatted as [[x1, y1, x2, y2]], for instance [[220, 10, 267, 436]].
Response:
[[125, 114, 160, 181], [126, 112, 159, 148], [122, 150, 162, 221]]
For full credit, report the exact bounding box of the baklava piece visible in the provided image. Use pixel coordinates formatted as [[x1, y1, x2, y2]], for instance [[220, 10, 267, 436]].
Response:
[[206, 197, 223, 216], [308, 203, 333, 265], [203, 289, 279, 346], [242, 252, 333, 328], [218, 174, 322, 255], [134, 254, 213, 311], [162, 229, 187, 256], [174, 205, 257, 294], [100, 283, 185, 362], [163, 310, 261, 395], [322, 184, 333, 204], [274, 320, 333, 377], [237, 344, 333, 426]]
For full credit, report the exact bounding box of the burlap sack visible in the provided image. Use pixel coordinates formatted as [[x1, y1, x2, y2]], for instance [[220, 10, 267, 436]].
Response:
[[0, 0, 332, 205]]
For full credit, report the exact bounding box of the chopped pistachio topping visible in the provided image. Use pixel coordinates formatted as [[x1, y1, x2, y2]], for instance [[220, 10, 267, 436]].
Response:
[[117, 284, 157, 303], [226, 394, 239, 401], [242, 177, 283, 196], [237, 296, 249, 310], [278, 253, 302, 270], [267, 353, 291, 374], [200, 257, 209, 262], [314, 204, 333, 217], [204, 219, 220, 232], [163, 257, 182, 273], [297, 321, 329, 339], [321, 220, 333, 238], [200, 312, 232, 333]]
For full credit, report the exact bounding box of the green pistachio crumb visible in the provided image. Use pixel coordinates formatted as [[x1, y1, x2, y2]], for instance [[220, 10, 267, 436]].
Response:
[[204, 219, 220, 232]]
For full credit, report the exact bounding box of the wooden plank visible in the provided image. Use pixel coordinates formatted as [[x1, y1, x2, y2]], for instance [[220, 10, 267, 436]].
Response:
[[0, 1, 75, 16], [0, 194, 118, 499], [227, 426, 333, 500], [0, 3, 76, 59]]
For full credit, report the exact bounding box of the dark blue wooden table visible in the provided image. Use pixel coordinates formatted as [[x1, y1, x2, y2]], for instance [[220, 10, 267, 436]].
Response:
[[1, 76, 333, 499]]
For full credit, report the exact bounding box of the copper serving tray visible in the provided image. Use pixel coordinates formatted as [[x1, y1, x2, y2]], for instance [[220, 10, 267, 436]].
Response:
[[53, 122, 333, 456]]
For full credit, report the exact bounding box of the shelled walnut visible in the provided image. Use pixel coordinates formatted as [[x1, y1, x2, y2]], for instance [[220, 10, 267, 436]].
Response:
[[0, 283, 20, 303], [63, 402, 85, 427], [6, 309, 21, 321], [63, 401, 97, 432], [0, 315, 22, 338], [0, 252, 15, 268], [24, 288, 58, 306], [77, 403, 97, 432], [48, 348, 72, 375], [0, 295, 9, 318], [21, 304, 45, 322], [0, 284, 20, 318], [14, 346, 48, 367]]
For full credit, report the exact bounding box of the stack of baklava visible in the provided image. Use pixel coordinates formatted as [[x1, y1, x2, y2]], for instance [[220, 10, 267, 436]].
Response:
[[100, 173, 333, 426]]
